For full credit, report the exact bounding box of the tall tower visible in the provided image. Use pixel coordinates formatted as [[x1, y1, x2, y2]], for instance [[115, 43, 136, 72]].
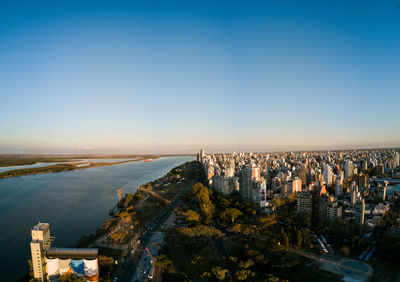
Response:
[[30, 223, 52, 281], [239, 166, 260, 200], [345, 160, 353, 179], [335, 178, 342, 197], [200, 148, 205, 160], [323, 165, 333, 185], [355, 199, 365, 225]]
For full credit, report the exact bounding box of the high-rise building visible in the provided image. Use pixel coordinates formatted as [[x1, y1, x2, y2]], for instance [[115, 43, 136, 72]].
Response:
[[350, 181, 358, 205], [252, 180, 267, 208], [212, 175, 235, 196], [327, 201, 342, 221], [287, 178, 302, 194], [345, 160, 354, 179], [395, 151, 400, 167], [297, 190, 312, 215], [311, 185, 327, 223], [337, 170, 344, 185], [31, 223, 52, 280], [318, 194, 329, 222], [354, 199, 365, 225], [362, 160, 368, 171], [200, 148, 205, 160], [206, 166, 215, 185], [297, 166, 307, 187], [378, 184, 387, 201], [323, 165, 333, 185], [376, 164, 384, 176], [354, 174, 368, 190], [335, 178, 342, 197], [239, 166, 260, 201], [225, 165, 235, 178]]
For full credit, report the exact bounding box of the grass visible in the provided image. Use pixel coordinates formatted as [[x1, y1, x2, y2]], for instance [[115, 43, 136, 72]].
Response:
[[154, 182, 186, 200], [135, 194, 168, 225]]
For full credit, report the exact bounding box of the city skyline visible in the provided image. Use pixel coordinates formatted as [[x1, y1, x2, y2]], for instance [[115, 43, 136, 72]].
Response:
[[1, 0, 400, 154]]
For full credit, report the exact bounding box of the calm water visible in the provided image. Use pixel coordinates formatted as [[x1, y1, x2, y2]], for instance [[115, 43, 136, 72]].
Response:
[[0, 156, 194, 281]]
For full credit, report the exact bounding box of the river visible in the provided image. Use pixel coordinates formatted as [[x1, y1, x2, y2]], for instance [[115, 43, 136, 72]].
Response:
[[0, 156, 194, 281]]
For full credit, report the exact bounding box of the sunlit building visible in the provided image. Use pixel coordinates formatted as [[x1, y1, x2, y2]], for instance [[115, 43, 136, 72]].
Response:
[[30, 223, 98, 281]]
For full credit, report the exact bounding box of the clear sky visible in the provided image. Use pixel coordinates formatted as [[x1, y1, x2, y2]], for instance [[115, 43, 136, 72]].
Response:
[[0, 0, 399, 154]]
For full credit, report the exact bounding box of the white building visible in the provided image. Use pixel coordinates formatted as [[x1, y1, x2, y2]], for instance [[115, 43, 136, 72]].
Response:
[[345, 160, 354, 179]]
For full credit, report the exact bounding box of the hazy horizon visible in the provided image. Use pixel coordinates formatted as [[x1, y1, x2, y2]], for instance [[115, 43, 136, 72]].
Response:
[[0, 143, 399, 155], [1, 1, 399, 154]]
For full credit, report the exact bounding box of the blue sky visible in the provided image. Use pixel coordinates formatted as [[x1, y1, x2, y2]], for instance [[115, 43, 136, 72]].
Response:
[[0, 0, 399, 154]]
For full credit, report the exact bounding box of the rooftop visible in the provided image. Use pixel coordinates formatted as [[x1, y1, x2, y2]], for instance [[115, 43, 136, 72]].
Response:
[[46, 247, 98, 260], [32, 222, 49, 231]]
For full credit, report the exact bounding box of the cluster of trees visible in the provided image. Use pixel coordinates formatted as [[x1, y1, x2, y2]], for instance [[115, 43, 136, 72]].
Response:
[[178, 225, 222, 238], [182, 183, 215, 224], [158, 183, 316, 280]]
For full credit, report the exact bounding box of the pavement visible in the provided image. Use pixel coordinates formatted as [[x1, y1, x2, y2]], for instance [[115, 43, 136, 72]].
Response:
[[288, 248, 373, 281]]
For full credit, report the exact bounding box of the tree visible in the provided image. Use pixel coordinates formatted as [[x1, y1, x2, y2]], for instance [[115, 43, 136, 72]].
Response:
[[27, 259, 33, 277], [235, 269, 254, 280], [155, 254, 174, 270], [183, 209, 200, 224], [99, 255, 117, 276], [59, 273, 86, 282], [190, 183, 215, 224], [238, 259, 254, 269], [125, 193, 134, 206], [284, 234, 289, 249], [212, 266, 229, 280], [296, 230, 302, 249], [221, 208, 243, 224], [341, 245, 350, 255], [265, 273, 280, 282], [178, 225, 222, 238], [232, 223, 242, 233]]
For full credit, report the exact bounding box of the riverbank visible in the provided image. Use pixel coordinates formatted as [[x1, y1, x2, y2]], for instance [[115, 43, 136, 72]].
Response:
[[0, 154, 194, 167], [9, 157, 194, 282], [0, 157, 160, 178], [72, 161, 202, 279]]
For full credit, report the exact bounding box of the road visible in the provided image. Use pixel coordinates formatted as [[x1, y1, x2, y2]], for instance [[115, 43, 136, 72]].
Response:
[[115, 181, 195, 282], [131, 231, 164, 282]]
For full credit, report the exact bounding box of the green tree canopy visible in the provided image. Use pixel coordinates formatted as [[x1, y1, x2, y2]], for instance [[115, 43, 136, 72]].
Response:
[[183, 209, 201, 223], [221, 208, 243, 224], [212, 266, 229, 280], [235, 269, 254, 280]]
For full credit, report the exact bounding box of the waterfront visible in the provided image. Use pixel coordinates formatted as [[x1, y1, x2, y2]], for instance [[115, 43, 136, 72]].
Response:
[[0, 156, 194, 281]]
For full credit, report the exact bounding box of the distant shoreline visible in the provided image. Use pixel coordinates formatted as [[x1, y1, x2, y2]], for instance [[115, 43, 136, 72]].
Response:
[[0, 157, 162, 179], [0, 154, 195, 168]]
